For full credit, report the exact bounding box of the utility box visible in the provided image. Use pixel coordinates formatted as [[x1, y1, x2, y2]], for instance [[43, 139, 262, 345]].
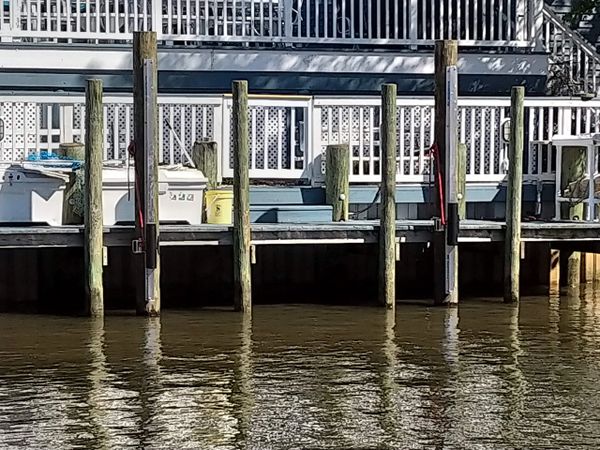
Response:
[[0, 164, 68, 225], [102, 164, 207, 226]]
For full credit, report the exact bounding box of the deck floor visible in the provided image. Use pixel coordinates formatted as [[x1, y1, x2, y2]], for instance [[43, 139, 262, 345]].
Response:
[[0, 220, 599, 248]]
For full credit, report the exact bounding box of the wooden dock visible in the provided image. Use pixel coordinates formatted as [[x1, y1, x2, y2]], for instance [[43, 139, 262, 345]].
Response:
[[2, 220, 600, 248]]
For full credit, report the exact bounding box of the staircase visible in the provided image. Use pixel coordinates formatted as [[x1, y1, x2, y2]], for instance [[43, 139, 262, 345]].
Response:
[[542, 5, 600, 97]]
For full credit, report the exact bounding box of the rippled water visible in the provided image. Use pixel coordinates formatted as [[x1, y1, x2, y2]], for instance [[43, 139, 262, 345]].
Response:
[[1, 289, 600, 449]]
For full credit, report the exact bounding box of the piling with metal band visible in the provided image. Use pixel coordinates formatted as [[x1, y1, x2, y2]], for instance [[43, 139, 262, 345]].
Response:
[[433, 39, 459, 305], [84, 79, 104, 317], [325, 144, 350, 222], [133, 31, 160, 316], [503, 86, 525, 304], [232, 80, 252, 312], [379, 83, 397, 309]]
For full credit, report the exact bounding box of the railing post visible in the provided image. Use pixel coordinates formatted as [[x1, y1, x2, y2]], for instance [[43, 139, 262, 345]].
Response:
[[151, 0, 162, 36], [409, 0, 419, 42], [284, 0, 293, 39], [529, 0, 544, 50], [516, 0, 526, 42]]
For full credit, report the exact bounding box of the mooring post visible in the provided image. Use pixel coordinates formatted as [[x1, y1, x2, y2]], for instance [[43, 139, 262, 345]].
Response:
[[379, 83, 397, 309], [433, 40, 459, 305], [59, 142, 85, 225], [503, 86, 525, 304], [550, 248, 561, 294], [133, 31, 160, 316], [325, 144, 350, 221], [232, 80, 252, 312], [84, 79, 104, 317], [191, 140, 219, 189]]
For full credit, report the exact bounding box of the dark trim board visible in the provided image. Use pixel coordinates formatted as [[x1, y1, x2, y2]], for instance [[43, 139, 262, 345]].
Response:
[[1, 220, 600, 249], [0, 70, 547, 95]]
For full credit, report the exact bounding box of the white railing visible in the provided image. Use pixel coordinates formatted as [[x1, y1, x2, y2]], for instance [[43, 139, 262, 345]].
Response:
[[0, 93, 222, 164], [221, 96, 311, 179], [2, 93, 600, 184], [542, 6, 600, 96], [314, 97, 600, 183], [0, 0, 540, 47]]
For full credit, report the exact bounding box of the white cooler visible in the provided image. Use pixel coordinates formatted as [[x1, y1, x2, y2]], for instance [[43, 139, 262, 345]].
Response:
[[0, 164, 68, 225], [102, 164, 207, 225]]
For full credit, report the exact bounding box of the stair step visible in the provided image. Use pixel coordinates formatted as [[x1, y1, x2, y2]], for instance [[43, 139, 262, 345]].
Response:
[[250, 205, 333, 223], [250, 186, 325, 206]]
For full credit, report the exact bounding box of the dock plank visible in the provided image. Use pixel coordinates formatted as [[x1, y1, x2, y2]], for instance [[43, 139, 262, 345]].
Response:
[[0, 220, 598, 248]]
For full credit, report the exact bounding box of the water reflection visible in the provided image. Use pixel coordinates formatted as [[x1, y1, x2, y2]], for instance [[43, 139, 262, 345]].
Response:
[[1, 294, 600, 448]]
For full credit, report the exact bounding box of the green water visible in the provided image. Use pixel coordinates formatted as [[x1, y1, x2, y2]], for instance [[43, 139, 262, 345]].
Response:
[[1, 290, 600, 449]]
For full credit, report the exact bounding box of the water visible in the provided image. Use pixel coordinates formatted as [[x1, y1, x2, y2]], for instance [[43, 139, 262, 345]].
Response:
[[1, 290, 600, 449]]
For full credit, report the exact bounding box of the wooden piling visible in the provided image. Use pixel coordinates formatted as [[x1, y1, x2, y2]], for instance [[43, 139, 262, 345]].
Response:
[[133, 31, 160, 316], [433, 40, 458, 305], [232, 80, 252, 312], [325, 144, 350, 222], [583, 252, 595, 283], [550, 248, 561, 294], [503, 86, 525, 304], [59, 142, 85, 225], [84, 79, 104, 317], [379, 83, 397, 309], [191, 141, 219, 190]]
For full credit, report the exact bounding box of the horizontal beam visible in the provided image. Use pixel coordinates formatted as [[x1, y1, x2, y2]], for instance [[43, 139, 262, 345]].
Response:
[[1, 220, 600, 249], [0, 46, 548, 76]]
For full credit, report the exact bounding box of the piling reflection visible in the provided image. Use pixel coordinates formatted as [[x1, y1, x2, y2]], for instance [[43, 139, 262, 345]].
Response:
[[1, 294, 600, 448]]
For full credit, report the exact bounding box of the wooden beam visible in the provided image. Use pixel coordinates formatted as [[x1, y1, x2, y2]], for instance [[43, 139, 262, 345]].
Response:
[[433, 40, 458, 306], [232, 80, 252, 312], [133, 31, 160, 316], [379, 83, 397, 309], [325, 144, 350, 222], [503, 86, 525, 304], [84, 79, 104, 317]]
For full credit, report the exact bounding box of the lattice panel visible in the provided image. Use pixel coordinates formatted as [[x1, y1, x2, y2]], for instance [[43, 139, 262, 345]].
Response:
[[460, 106, 505, 176], [229, 105, 296, 172], [162, 104, 214, 164]]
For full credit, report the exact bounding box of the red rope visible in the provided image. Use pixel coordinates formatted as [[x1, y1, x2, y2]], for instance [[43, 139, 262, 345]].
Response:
[[128, 141, 145, 244], [429, 143, 446, 226]]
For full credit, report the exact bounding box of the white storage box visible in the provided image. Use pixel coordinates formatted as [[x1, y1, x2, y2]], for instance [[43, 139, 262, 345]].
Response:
[[0, 164, 68, 226], [102, 164, 207, 225]]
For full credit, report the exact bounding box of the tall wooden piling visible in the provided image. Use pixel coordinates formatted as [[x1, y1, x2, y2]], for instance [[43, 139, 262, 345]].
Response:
[[192, 141, 219, 189], [232, 80, 252, 312], [133, 31, 160, 316], [325, 144, 350, 221], [84, 79, 104, 317], [433, 40, 458, 305], [379, 83, 397, 309], [503, 86, 525, 304]]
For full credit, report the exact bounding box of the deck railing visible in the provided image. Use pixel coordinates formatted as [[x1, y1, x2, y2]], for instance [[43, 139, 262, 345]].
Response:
[[1, 93, 599, 184], [0, 0, 541, 47]]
